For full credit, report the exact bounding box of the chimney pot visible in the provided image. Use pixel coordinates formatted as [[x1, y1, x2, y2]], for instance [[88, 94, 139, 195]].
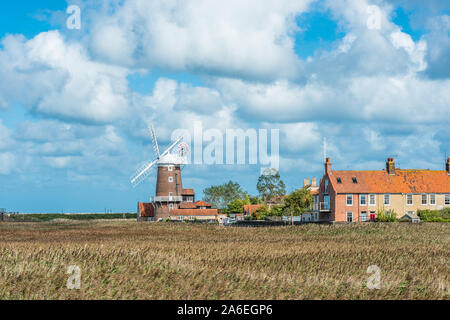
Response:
[[304, 178, 310, 187], [446, 157, 450, 175], [325, 158, 332, 174], [311, 177, 317, 187], [386, 157, 396, 175]]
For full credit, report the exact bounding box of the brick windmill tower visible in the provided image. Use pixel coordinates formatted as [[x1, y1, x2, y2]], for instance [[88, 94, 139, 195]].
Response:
[[131, 125, 190, 220]]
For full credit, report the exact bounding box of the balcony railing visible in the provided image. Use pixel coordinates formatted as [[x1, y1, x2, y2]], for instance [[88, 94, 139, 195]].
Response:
[[151, 196, 183, 202]]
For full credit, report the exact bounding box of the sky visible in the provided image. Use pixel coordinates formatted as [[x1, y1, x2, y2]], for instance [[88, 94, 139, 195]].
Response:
[[0, 0, 449, 213]]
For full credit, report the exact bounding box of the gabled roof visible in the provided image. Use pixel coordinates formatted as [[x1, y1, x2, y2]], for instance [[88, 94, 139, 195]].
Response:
[[194, 200, 212, 207], [182, 189, 195, 195], [328, 169, 450, 194]]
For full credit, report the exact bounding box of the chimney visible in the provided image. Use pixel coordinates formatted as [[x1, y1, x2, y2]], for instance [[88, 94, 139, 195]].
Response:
[[311, 177, 317, 187], [325, 157, 332, 174], [447, 157, 450, 175], [303, 178, 310, 187], [386, 158, 395, 175]]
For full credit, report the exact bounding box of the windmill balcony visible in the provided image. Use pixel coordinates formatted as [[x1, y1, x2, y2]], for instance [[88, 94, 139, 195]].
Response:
[[151, 196, 183, 202]]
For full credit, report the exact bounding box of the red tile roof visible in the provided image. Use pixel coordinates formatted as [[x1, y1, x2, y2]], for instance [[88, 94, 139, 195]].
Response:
[[243, 204, 263, 215], [329, 169, 450, 194], [182, 189, 195, 195], [194, 200, 212, 207], [179, 202, 198, 209], [138, 203, 154, 217], [170, 209, 218, 216]]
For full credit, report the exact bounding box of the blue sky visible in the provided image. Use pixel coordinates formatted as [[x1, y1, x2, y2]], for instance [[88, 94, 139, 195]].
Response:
[[0, 0, 449, 213]]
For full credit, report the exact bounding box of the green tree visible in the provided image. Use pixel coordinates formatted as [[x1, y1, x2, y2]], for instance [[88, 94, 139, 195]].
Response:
[[253, 205, 270, 220], [256, 168, 286, 203], [225, 199, 246, 215], [270, 205, 283, 217], [203, 181, 246, 209], [283, 187, 313, 225]]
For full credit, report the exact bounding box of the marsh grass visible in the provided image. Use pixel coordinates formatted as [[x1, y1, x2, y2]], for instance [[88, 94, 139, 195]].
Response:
[[0, 221, 448, 300]]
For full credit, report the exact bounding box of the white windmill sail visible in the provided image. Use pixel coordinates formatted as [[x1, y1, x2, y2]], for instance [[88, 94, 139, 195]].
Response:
[[150, 125, 160, 159], [130, 125, 184, 187]]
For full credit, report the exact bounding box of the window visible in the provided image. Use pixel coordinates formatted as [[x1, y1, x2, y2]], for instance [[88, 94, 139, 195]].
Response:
[[384, 194, 390, 206], [445, 194, 450, 205], [370, 211, 376, 221], [369, 194, 376, 206], [323, 195, 330, 210], [430, 194, 436, 205], [352, 177, 358, 184], [346, 194, 353, 206], [168, 165, 173, 172], [169, 203, 174, 210], [337, 178, 342, 184], [406, 194, 413, 206], [361, 211, 367, 222], [177, 215, 182, 220], [324, 179, 329, 194], [346, 212, 353, 223], [168, 176, 173, 183], [360, 194, 367, 206], [421, 194, 427, 205]]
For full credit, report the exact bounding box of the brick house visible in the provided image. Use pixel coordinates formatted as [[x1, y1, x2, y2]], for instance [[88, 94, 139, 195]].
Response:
[[317, 157, 450, 222]]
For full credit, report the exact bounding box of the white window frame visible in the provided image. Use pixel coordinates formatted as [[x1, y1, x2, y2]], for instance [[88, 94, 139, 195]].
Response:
[[168, 165, 173, 172], [406, 194, 413, 206], [361, 211, 367, 222], [169, 203, 174, 210], [430, 194, 436, 205], [421, 194, 428, 205], [360, 194, 367, 206], [384, 194, 391, 206], [346, 212, 353, 223], [346, 194, 353, 206], [369, 194, 376, 206], [445, 194, 450, 205], [168, 176, 173, 183]]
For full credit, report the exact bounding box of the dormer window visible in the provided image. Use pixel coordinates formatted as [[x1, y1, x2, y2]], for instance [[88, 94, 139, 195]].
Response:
[[337, 178, 342, 184]]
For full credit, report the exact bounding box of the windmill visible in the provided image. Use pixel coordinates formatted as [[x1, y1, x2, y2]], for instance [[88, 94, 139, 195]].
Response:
[[130, 125, 186, 187]]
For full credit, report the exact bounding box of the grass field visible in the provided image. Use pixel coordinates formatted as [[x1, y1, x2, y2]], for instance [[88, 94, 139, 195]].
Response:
[[0, 221, 448, 300]]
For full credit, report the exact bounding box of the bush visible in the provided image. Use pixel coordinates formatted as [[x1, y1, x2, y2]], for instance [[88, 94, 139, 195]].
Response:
[[417, 209, 450, 222], [376, 209, 397, 222]]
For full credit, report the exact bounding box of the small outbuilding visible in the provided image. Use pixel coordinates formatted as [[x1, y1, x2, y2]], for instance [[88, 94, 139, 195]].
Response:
[[400, 212, 421, 223]]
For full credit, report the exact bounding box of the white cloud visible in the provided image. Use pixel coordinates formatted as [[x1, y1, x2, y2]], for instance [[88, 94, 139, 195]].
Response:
[[0, 120, 13, 150], [0, 152, 15, 175], [88, 0, 312, 80], [0, 31, 131, 123]]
